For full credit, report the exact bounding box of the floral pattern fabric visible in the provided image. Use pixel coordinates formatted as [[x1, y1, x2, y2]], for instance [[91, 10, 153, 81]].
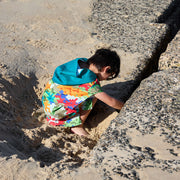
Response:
[[42, 79, 102, 127]]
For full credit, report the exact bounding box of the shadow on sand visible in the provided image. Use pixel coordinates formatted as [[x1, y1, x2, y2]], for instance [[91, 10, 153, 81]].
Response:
[[85, 80, 139, 130]]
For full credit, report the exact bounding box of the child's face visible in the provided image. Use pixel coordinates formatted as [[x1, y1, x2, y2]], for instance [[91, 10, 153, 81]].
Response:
[[97, 66, 114, 81]]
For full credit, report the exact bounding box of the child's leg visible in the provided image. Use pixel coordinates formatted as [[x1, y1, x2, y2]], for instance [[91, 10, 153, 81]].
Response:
[[71, 97, 97, 136]]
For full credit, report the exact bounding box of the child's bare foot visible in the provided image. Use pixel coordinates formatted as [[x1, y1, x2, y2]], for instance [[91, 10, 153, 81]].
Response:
[[71, 125, 89, 136]]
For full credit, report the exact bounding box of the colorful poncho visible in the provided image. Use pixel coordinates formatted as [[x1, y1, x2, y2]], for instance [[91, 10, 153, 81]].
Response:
[[42, 58, 102, 127]]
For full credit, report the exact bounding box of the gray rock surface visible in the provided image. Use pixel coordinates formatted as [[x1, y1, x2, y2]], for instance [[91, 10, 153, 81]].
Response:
[[64, 66, 180, 179], [90, 68, 180, 179], [90, 0, 180, 81], [91, 0, 169, 53], [159, 31, 180, 70]]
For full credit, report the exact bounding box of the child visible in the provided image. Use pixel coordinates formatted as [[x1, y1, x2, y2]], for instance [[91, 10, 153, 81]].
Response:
[[42, 48, 124, 136]]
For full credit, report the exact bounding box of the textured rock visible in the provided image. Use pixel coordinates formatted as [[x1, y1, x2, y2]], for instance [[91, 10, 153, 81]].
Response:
[[90, 68, 180, 179], [91, 0, 169, 53], [90, 0, 180, 81], [159, 30, 180, 70]]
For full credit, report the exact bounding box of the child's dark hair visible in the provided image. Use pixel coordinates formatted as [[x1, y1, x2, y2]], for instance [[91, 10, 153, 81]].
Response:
[[88, 48, 120, 80]]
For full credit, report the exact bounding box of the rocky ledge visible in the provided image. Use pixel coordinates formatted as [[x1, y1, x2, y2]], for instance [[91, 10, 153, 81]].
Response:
[[90, 67, 180, 179]]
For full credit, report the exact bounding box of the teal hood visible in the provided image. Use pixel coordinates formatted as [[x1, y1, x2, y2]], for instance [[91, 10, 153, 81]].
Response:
[[52, 58, 97, 85]]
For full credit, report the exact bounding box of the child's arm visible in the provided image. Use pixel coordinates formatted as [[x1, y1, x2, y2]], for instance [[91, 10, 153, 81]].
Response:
[[95, 92, 124, 110]]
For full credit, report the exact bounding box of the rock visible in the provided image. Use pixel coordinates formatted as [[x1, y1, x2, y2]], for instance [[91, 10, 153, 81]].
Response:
[[91, 0, 180, 82], [159, 31, 180, 70], [90, 68, 180, 179], [87, 26, 180, 179]]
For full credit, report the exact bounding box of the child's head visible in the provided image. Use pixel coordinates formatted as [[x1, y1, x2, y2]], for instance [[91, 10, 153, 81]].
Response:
[[88, 48, 120, 80]]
